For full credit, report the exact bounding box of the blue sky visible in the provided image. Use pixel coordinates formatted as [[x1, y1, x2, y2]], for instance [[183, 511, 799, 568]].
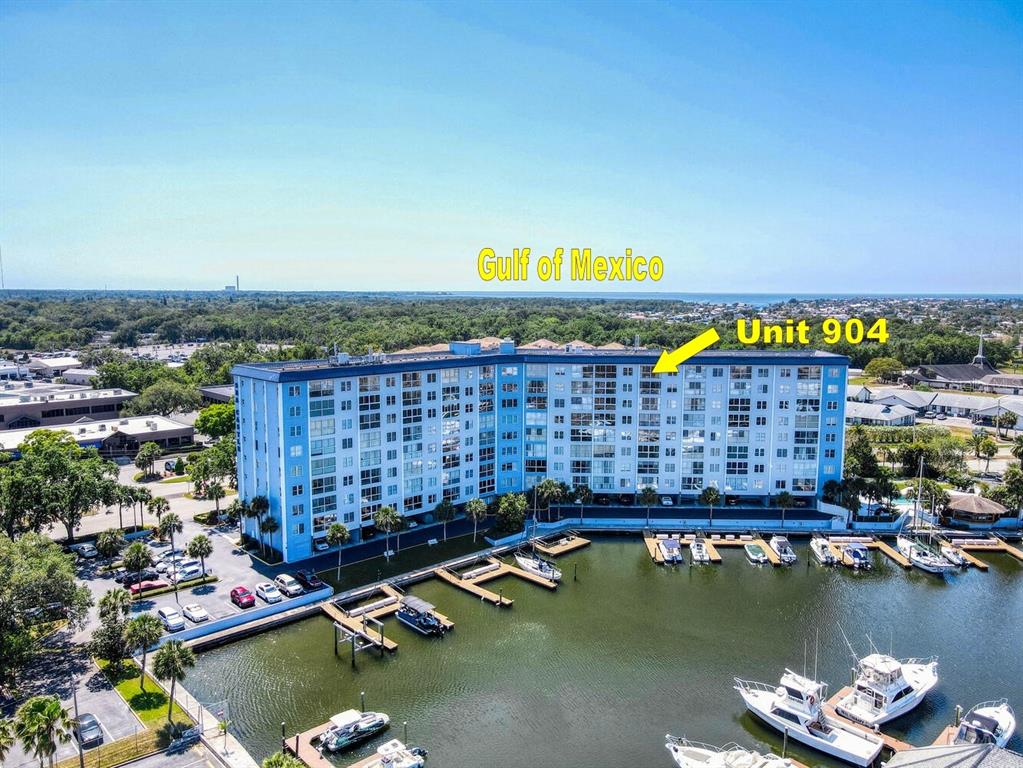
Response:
[[1, 0, 1021, 293]]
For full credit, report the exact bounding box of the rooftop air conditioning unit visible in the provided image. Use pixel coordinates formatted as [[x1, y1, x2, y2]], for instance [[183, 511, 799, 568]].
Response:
[[119, 419, 129, 425]]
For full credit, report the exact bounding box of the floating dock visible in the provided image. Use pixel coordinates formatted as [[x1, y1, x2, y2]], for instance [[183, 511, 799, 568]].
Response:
[[434, 555, 555, 604], [948, 535, 1023, 563], [936, 539, 989, 571], [283, 721, 334, 768], [321, 601, 399, 652], [823, 686, 913, 753], [378, 584, 454, 630], [534, 532, 591, 557], [870, 539, 911, 569], [434, 564, 512, 606]]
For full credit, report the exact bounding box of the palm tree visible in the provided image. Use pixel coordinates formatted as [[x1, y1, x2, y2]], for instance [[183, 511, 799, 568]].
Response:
[[122, 540, 153, 590], [574, 484, 593, 524], [699, 486, 721, 528], [159, 512, 183, 554], [980, 437, 998, 473], [535, 478, 563, 522], [263, 754, 305, 768], [969, 431, 987, 460], [124, 614, 164, 692], [326, 522, 350, 580], [206, 483, 225, 514], [0, 717, 15, 763], [148, 495, 170, 529], [98, 587, 132, 622], [465, 498, 487, 542], [186, 534, 213, 580], [774, 491, 795, 528], [249, 495, 269, 549], [134, 486, 152, 526], [259, 516, 280, 559], [434, 499, 455, 541], [15, 696, 73, 768], [1011, 435, 1023, 463], [638, 486, 659, 527], [116, 484, 134, 530], [152, 640, 196, 723], [95, 527, 126, 559], [373, 506, 401, 560]]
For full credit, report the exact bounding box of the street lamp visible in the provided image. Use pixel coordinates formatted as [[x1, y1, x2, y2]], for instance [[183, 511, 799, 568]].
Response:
[[70, 674, 84, 768]]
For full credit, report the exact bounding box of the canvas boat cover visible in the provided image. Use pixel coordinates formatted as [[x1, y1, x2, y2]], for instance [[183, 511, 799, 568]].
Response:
[[401, 596, 435, 614]]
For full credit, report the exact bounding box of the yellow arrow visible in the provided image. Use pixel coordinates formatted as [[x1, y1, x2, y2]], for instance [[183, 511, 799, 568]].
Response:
[[652, 328, 721, 373]]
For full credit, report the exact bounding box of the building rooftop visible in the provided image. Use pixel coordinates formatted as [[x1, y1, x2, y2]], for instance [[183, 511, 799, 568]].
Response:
[[846, 401, 916, 422], [0, 415, 192, 452], [883, 744, 1023, 768], [0, 386, 135, 409]]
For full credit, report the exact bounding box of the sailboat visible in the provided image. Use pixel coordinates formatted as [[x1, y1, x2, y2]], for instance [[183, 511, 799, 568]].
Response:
[[898, 456, 955, 575]]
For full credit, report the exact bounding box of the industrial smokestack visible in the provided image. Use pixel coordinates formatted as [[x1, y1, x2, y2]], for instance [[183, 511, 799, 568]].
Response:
[[236, 275, 239, 291]]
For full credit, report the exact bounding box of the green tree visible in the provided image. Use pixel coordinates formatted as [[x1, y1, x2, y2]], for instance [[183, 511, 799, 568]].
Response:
[[996, 411, 1019, 439], [326, 522, 351, 580], [698, 486, 721, 527], [122, 540, 153, 590], [135, 442, 162, 478], [95, 527, 126, 559], [0, 534, 93, 688], [434, 499, 455, 541], [980, 437, 998, 473], [774, 491, 795, 527], [132, 486, 152, 528], [14, 696, 73, 768], [194, 403, 236, 440], [262, 754, 305, 768], [206, 483, 226, 513], [1011, 436, 1023, 463], [496, 493, 527, 532], [173, 457, 186, 476], [124, 380, 202, 417], [574, 484, 593, 523], [373, 506, 401, 559], [534, 477, 563, 522], [638, 486, 658, 527], [969, 431, 989, 459], [465, 498, 487, 542], [0, 717, 14, 763], [148, 495, 170, 526], [159, 512, 183, 560], [863, 357, 905, 382], [124, 614, 164, 692], [186, 534, 213, 578], [152, 640, 195, 722], [92, 590, 132, 669], [259, 516, 280, 559]]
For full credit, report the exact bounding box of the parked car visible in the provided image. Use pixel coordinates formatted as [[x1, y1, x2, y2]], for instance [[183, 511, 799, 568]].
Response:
[[936, 413, 947, 421], [157, 606, 186, 631], [169, 564, 211, 584], [75, 713, 103, 748], [255, 582, 282, 603], [122, 568, 160, 587], [182, 603, 209, 623], [157, 555, 190, 574], [164, 460, 177, 473], [312, 539, 329, 552], [76, 544, 98, 559], [230, 586, 255, 608], [130, 579, 168, 595], [274, 574, 304, 597], [660, 496, 674, 506], [294, 570, 325, 590], [923, 410, 937, 419]]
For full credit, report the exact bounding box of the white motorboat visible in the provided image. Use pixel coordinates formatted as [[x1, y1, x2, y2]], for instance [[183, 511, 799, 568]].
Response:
[[835, 653, 939, 726], [665, 736, 792, 768], [734, 670, 884, 766], [939, 544, 967, 568], [810, 536, 836, 566], [514, 551, 562, 581], [842, 543, 872, 570], [769, 536, 797, 565], [360, 739, 428, 768], [658, 537, 685, 564], [317, 709, 391, 753], [690, 539, 712, 564], [953, 700, 1016, 748], [745, 543, 770, 565], [896, 536, 955, 574]]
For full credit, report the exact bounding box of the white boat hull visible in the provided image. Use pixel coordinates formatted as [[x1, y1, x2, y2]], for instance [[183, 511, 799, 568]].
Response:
[[810, 539, 835, 565], [514, 554, 562, 581], [737, 688, 883, 767], [836, 661, 939, 726]]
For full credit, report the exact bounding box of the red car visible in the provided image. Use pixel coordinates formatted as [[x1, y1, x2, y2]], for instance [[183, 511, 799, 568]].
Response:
[[230, 586, 255, 608], [129, 579, 168, 596]]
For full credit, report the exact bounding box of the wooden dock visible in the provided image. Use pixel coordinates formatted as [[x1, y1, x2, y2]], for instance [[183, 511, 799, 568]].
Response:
[[433, 565, 512, 606], [283, 721, 334, 768], [752, 538, 781, 566], [534, 533, 591, 557], [823, 687, 913, 753], [643, 534, 665, 563], [940, 543, 989, 571], [485, 557, 559, 589], [321, 602, 399, 652], [870, 539, 911, 568], [953, 537, 1023, 563], [694, 538, 722, 563], [931, 725, 957, 746]]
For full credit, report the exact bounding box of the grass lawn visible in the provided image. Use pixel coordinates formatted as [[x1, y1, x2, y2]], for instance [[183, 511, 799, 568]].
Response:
[[130, 575, 219, 600], [159, 475, 191, 484], [99, 659, 193, 730]]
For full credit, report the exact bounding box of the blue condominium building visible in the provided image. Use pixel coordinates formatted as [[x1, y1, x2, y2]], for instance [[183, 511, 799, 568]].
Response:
[[231, 341, 848, 563]]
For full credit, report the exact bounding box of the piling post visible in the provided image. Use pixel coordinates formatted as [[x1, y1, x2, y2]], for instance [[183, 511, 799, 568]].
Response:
[[573, 562, 578, 582], [361, 691, 365, 713], [351, 633, 356, 669], [280, 722, 286, 754], [294, 734, 299, 756], [403, 721, 408, 743], [380, 622, 385, 658], [782, 728, 788, 757]]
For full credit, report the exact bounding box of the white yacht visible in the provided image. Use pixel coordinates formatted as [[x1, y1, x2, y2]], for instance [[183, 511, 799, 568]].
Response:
[[690, 539, 712, 564], [514, 551, 562, 581], [659, 537, 685, 564], [768, 536, 797, 565], [810, 536, 836, 566], [896, 536, 955, 574], [360, 739, 428, 768], [665, 736, 792, 768], [842, 543, 872, 570], [744, 543, 770, 565], [734, 670, 884, 766], [835, 653, 939, 726], [953, 701, 1016, 748]]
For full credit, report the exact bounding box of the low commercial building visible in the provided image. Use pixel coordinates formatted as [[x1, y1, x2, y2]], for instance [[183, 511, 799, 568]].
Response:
[[973, 398, 1023, 428], [61, 367, 100, 386], [0, 415, 194, 458], [845, 401, 916, 426], [26, 356, 82, 378], [199, 384, 234, 404], [0, 383, 136, 430]]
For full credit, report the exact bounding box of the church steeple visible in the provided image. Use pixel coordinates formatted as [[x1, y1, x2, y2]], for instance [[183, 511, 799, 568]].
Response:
[[972, 334, 990, 368]]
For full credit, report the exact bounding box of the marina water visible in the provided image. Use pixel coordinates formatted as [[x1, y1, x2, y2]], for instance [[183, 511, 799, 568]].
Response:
[[186, 537, 1023, 768]]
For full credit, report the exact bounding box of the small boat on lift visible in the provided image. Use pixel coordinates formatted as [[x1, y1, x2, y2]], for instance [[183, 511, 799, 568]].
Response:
[[395, 596, 446, 637], [659, 537, 685, 564], [664, 736, 792, 768], [744, 543, 769, 565], [514, 551, 562, 581], [810, 536, 836, 565], [953, 700, 1016, 748], [768, 536, 797, 565], [317, 709, 390, 753], [690, 538, 712, 564]]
